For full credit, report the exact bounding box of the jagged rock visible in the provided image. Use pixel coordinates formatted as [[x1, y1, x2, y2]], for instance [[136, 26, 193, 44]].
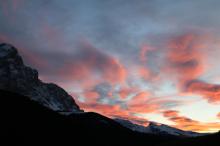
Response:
[[0, 43, 82, 113]]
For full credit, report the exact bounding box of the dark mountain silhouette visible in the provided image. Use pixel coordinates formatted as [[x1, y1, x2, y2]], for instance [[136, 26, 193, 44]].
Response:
[[1, 90, 177, 146], [1, 90, 219, 146], [159, 131, 220, 146]]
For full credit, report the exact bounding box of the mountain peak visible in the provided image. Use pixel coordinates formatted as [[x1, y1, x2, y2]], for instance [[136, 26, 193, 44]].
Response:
[[0, 43, 23, 65], [0, 43, 17, 58], [0, 43, 82, 113]]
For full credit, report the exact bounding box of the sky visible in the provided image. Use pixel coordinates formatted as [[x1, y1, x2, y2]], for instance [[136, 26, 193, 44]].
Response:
[[1, 0, 220, 133]]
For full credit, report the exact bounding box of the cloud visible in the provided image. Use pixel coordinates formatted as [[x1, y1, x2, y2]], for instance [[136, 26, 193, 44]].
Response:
[[185, 80, 220, 103], [127, 92, 186, 114], [163, 110, 179, 117], [126, 91, 159, 113], [217, 113, 220, 119], [78, 100, 150, 126], [162, 110, 220, 132], [79, 102, 129, 118], [162, 33, 220, 104], [129, 92, 151, 104], [118, 87, 137, 99], [83, 91, 99, 99], [139, 44, 156, 63], [165, 33, 206, 86], [77, 88, 184, 124], [138, 67, 151, 80], [137, 43, 162, 81], [58, 40, 127, 85], [82, 91, 99, 103]]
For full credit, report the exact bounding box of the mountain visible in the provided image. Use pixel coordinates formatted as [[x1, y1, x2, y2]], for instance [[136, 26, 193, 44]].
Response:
[[0, 43, 81, 113], [115, 118, 206, 137], [1, 89, 177, 146], [2, 89, 219, 146]]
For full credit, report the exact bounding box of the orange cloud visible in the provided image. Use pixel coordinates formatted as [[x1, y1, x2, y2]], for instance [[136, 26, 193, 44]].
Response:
[[127, 92, 160, 113], [163, 110, 179, 117], [138, 67, 150, 80], [164, 33, 220, 104], [102, 58, 127, 84], [59, 40, 127, 85], [162, 110, 220, 132], [77, 90, 156, 124], [78, 101, 149, 126], [127, 103, 159, 114], [83, 91, 100, 103], [174, 119, 220, 133], [185, 80, 220, 103], [137, 44, 159, 81], [119, 87, 137, 99], [130, 92, 150, 103], [79, 102, 129, 118], [166, 33, 206, 86], [217, 113, 220, 119]]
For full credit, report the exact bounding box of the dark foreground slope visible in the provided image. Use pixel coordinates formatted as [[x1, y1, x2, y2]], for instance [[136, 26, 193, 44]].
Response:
[[1, 90, 176, 146], [1, 90, 220, 146], [159, 132, 220, 146]]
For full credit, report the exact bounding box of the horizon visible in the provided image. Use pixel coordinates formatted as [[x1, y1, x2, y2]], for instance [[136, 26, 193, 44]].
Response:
[[0, 0, 220, 133]]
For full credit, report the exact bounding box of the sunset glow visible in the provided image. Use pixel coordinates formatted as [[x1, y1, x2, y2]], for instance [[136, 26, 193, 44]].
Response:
[[1, 0, 220, 133]]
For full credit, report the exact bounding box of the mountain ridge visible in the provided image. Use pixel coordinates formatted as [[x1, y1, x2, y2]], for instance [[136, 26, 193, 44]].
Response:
[[115, 118, 207, 137], [0, 43, 81, 113]]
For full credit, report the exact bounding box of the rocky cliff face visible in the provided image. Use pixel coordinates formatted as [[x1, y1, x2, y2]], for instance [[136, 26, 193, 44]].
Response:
[[0, 43, 81, 113]]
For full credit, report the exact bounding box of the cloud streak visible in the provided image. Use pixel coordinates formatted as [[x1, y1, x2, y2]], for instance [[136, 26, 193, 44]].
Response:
[[185, 80, 220, 103], [163, 110, 220, 132]]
